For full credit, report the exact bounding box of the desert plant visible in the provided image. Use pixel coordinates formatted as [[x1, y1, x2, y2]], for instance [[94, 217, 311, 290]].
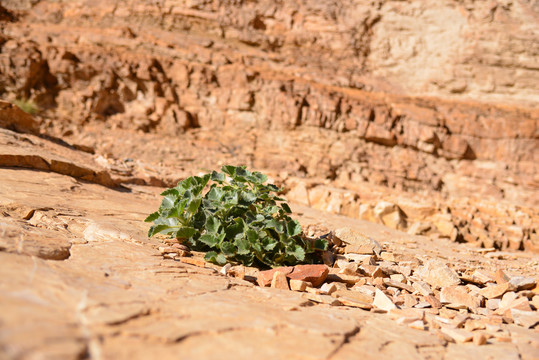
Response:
[[145, 165, 327, 268], [14, 98, 39, 115]]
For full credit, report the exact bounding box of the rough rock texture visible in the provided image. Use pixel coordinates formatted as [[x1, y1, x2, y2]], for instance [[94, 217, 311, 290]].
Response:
[[1, 0, 536, 252], [0, 1, 538, 358], [0, 132, 538, 359], [0, 100, 39, 134]]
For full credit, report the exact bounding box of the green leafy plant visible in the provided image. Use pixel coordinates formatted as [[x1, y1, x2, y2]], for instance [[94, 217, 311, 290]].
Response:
[[14, 98, 39, 115], [145, 165, 327, 268]]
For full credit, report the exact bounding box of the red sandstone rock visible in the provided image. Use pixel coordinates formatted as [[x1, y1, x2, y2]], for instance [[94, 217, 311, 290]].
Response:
[[257, 266, 294, 287], [288, 265, 329, 288]]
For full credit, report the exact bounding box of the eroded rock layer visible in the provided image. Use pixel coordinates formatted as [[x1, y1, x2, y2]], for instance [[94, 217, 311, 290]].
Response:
[[1, 2, 539, 358]]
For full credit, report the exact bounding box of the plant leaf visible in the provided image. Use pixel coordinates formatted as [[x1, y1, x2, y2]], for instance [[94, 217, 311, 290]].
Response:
[[148, 224, 175, 238], [175, 226, 197, 239], [286, 220, 302, 237], [220, 242, 236, 256], [199, 234, 219, 247], [235, 253, 255, 266], [205, 215, 221, 234], [207, 187, 223, 202], [144, 211, 160, 222], [245, 229, 258, 243], [187, 197, 202, 215], [160, 195, 176, 210], [239, 191, 257, 205], [160, 188, 179, 196], [261, 237, 277, 251], [215, 253, 227, 265], [236, 167, 249, 177], [204, 251, 218, 262], [281, 203, 292, 214], [204, 250, 227, 264], [225, 219, 244, 239], [251, 172, 267, 184], [221, 165, 236, 176], [211, 171, 225, 182], [314, 238, 328, 251], [235, 237, 251, 255], [266, 218, 284, 233], [287, 245, 306, 261]]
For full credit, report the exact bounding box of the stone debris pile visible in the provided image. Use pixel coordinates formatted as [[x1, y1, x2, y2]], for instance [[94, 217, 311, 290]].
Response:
[[159, 226, 539, 346], [284, 178, 539, 253]]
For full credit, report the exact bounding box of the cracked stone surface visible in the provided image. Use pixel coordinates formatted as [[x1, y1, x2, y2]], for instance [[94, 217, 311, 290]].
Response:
[[1, 1, 538, 358], [1, 158, 537, 359]]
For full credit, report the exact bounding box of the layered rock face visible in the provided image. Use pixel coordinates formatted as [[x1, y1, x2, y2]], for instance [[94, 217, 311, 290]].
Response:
[[1, 3, 539, 359], [0, 0, 537, 250]]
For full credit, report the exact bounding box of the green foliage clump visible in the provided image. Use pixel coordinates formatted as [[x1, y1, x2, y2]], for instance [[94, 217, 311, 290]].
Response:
[[14, 99, 39, 115], [145, 165, 327, 268]]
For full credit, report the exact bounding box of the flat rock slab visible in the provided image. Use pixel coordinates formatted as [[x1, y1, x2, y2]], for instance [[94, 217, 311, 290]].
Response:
[[0, 217, 71, 260], [258, 264, 329, 287], [257, 266, 294, 287], [288, 264, 329, 287], [334, 227, 382, 255], [440, 286, 482, 310], [0, 128, 174, 188], [0, 128, 117, 187], [416, 260, 461, 288]]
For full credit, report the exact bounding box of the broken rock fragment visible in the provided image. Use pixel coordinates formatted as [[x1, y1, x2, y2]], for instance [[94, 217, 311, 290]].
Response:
[[220, 263, 232, 275], [413, 281, 434, 296], [344, 253, 375, 264], [473, 333, 487, 346], [333, 289, 373, 305], [0, 100, 40, 134], [441, 327, 473, 343], [510, 309, 539, 328], [178, 257, 206, 268], [303, 293, 342, 306], [486, 298, 501, 310], [495, 269, 510, 284], [440, 286, 482, 310], [360, 265, 385, 278], [287, 264, 329, 287], [271, 271, 290, 290], [425, 295, 442, 309], [471, 269, 496, 284], [333, 289, 373, 309], [228, 265, 246, 279], [408, 320, 426, 330], [326, 273, 362, 285], [373, 288, 397, 311], [508, 276, 536, 291], [478, 282, 511, 299], [289, 279, 310, 292], [404, 294, 419, 307], [257, 266, 294, 287], [334, 227, 382, 255], [416, 260, 461, 288], [383, 278, 415, 293], [498, 296, 532, 316], [320, 282, 338, 295], [257, 264, 329, 288]]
